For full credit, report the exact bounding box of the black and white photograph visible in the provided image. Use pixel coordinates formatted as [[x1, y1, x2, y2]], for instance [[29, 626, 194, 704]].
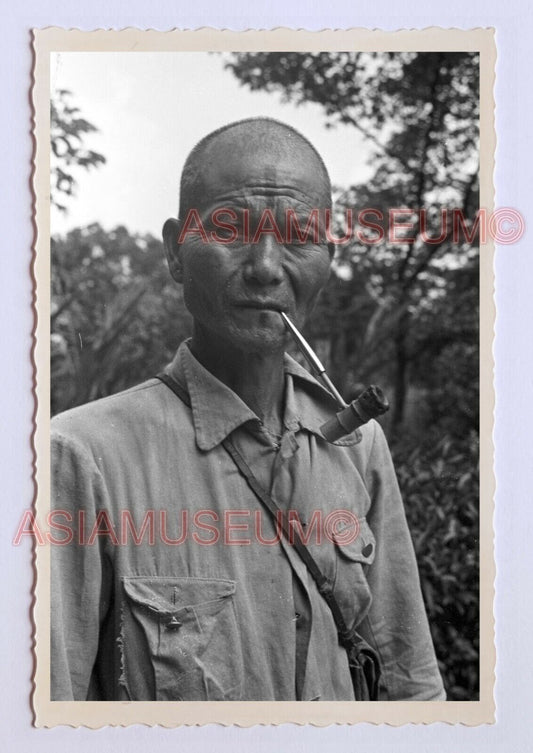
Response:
[[30, 27, 495, 727]]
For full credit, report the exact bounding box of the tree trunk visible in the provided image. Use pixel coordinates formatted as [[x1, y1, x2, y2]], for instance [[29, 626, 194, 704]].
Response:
[[392, 313, 409, 431]]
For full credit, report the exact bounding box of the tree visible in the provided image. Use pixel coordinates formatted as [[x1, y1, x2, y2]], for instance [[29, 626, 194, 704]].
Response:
[[50, 88, 107, 212], [225, 52, 480, 433], [51, 224, 192, 414]]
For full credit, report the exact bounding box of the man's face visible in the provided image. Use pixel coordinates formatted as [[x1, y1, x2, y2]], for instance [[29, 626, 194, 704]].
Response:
[[173, 140, 331, 354]]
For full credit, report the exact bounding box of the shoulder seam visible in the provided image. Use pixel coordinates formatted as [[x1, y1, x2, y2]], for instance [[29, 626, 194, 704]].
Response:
[[51, 378, 167, 420]]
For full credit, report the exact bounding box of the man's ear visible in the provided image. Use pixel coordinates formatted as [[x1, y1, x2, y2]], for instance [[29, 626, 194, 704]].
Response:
[[162, 218, 184, 283]]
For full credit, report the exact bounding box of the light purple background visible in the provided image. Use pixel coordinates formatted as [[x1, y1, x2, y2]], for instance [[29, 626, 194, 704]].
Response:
[[1, 1, 531, 750]]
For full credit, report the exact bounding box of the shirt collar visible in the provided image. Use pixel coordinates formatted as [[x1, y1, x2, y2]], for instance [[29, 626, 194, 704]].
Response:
[[165, 340, 361, 451], [282, 357, 363, 446]]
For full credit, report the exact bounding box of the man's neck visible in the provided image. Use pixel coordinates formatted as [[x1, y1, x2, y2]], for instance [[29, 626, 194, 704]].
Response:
[[189, 330, 286, 435]]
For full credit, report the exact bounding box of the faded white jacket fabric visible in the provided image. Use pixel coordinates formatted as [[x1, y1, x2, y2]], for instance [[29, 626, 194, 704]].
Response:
[[50, 341, 445, 701]]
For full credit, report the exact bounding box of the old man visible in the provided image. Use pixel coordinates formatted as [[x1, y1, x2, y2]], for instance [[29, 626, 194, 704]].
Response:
[[51, 117, 445, 701]]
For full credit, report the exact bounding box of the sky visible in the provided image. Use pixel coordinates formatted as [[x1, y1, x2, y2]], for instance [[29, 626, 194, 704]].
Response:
[[50, 52, 373, 238]]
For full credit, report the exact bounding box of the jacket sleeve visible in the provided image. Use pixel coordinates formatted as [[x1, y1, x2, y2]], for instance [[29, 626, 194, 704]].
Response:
[[360, 421, 446, 700], [50, 430, 113, 701]]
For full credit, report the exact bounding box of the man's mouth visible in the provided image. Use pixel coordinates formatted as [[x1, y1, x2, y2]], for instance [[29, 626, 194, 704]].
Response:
[[233, 300, 288, 312]]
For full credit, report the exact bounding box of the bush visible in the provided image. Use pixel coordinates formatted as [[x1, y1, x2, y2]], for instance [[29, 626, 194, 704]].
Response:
[[392, 429, 479, 700]]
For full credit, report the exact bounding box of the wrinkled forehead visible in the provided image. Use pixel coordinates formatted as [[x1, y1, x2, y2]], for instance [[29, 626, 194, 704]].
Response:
[[187, 130, 331, 211]]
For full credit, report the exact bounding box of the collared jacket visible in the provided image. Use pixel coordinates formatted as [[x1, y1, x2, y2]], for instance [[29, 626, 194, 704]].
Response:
[[51, 342, 445, 701]]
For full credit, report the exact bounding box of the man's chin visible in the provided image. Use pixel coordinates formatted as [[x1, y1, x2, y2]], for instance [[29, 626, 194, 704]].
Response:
[[225, 321, 288, 355], [235, 330, 286, 354]]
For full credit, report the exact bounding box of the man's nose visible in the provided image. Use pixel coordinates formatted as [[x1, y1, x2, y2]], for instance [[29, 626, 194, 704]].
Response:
[[243, 234, 283, 286]]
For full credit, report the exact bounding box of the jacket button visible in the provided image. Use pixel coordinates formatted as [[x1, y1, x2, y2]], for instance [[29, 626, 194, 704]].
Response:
[[166, 616, 182, 630], [362, 543, 373, 557]]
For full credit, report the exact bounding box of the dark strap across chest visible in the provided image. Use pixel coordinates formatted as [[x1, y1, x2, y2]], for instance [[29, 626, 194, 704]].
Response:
[[156, 370, 381, 700]]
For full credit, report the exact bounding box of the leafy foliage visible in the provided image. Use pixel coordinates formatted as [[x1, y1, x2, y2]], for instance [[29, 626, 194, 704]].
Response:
[[51, 224, 192, 414], [393, 430, 479, 700], [50, 89, 107, 212]]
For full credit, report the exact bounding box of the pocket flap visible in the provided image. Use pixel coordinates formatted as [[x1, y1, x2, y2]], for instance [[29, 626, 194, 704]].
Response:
[[333, 517, 376, 565], [122, 576, 236, 614]]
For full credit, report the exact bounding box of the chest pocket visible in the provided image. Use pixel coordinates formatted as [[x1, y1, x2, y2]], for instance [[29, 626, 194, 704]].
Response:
[[331, 516, 376, 630], [121, 576, 243, 701]]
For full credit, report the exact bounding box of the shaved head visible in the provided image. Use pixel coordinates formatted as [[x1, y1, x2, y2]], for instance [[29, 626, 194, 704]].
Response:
[[178, 117, 332, 219]]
